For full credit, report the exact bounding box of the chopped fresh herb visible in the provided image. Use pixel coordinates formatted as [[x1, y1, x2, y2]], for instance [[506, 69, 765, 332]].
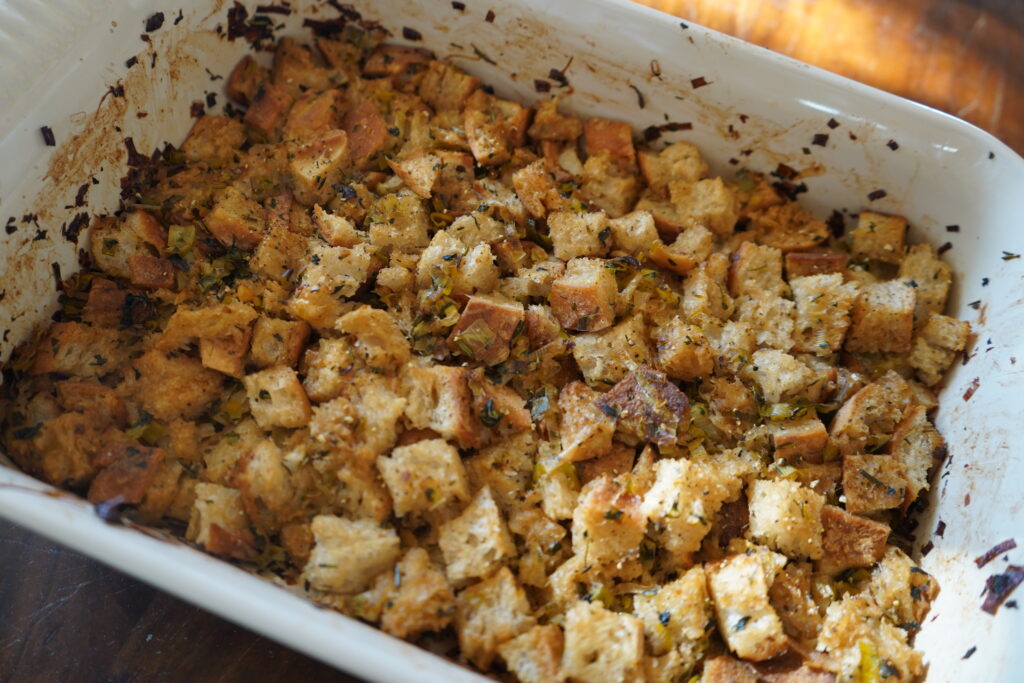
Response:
[[731, 615, 750, 632], [658, 610, 671, 626], [603, 508, 624, 521], [471, 44, 497, 66], [480, 398, 504, 427], [1002, 251, 1020, 261], [975, 539, 1017, 568]]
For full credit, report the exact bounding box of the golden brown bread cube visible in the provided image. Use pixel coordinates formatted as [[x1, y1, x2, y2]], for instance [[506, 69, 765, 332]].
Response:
[[570, 475, 646, 564], [205, 186, 267, 250], [379, 548, 456, 640], [243, 366, 312, 429], [226, 54, 268, 106], [447, 294, 524, 366], [845, 280, 916, 353], [706, 550, 789, 661], [376, 438, 470, 518], [572, 315, 653, 387], [557, 381, 615, 463], [549, 257, 617, 333], [638, 140, 709, 193], [751, 202, 830, 252], [747, 479, 825, 559], [455, 566, 535, 670], [842, 454, 907, 515], [583, 117, 636, 165], [497, 624, 563, 683], [785, 250, 849, 278], [580, 150, 640, 218], [303, 514, 400, 594], [561, 600, 644, 683], [249, 317, 310, 368], [528, 96, 582, 141], [243, 82, 293, 139], [649, 225, 714, 276], [182, 115, 247, 165], [418, 60, 481, 112], [908, 313, 971, 386], [728, 241, 787, 297], [817, 504, 890, 576], [652, 316, 715, 381], [850, 211, 907, 264]]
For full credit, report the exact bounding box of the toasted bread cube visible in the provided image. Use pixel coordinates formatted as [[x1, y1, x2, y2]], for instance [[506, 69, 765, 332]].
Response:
[[465, 433, 536, 513], [549, 257, 617, 332], [187, 482, 257, 561], [337, 305, 411, 373], [226, 54, 268, 106], [842, 454, 907, 515], [447, 211, 505, 248], [638, 141, 709, 192], [417, 60, 480, 112], [653, 316, 715, 381], [845, 280, 916, 353], [851, 211, 907, 264], [244, 82, 293, 139], [416, 229, 465, 287], [580, 150, 640, 218], [243, 366, 311, 428], [735, 294, 795, 350], [88, 442, 165, 505], [707, 551, 789, 661], [81, 278, 129, 327], [741, 350, 813, 404], [818, 596, 924, 682], [571, 476, 645, 564], [342, 100, 387, 170], [362, 43, 431, 76], [830, 370, 914, 455], [790, 273, 859, 355], [312, 204, 365, 247], [785, 251, 849, 278], [817, 504, 890, 576], [377, 547, 456, 639], [767, 562, 823, 644], [752, 203, 830, 253], [455, 566, 536, 670], [634, 566, 711, 663], [583, 117, 635, 165], [557, 381, 615, 463], [768, 413, 829, 462], [283, 89, 343, 141], [642, 458, 742, 558], [635, 191, 687, 236], [507, 258, 563, 299], [439, 487, 516, 582], [548, 210, 610, 261], [681, 264, 735, 321], [701, 656, 758, 683], [908, 313, 971, 386], [387, 153, 442, 199], [205, 186, 267, 250], [888, 405, 944, 505], [29, 321, 128, 378], [608, 210, 658, 255], [289, 242, 373, 330], [270, 38, 332, 97], [377, 438, 470, 518], [728, 241, 787, 297], [668, 178, 738, 237], [250, 317, 310, 369], [528, 96, 582, 141], [182, 115, 247, 165], [447, 294, 524, 365], [747, 479, 825, 559], [303, 515, 400, 594], [562, 601, 644, 683], [367, 192, 431, 252], [498, 624, 563, 683], [301, 338, 358, 402], [233, 438, 295, 533], [465, 90, 530, 166], [867, 547, 939, 629], [597, 365, 691, 447], [899, 243, 953, 325], [127, 349, 223, 421], [572, 315, 652, 387], [289, 129, 349, 206], [649, 225, 714, 276], [402, 364, 482, 449]]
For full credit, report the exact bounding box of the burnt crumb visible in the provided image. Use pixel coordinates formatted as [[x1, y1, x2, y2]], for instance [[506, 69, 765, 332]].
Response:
[[976, 539, 1017, 568], [205, 67, 223, 81], [174, 9, 184, 25], [481, 84, 495, 95], [40, 126, 56, 146], [728, 158, 739, 165], [849, 132, 858, 141], [887, 139, 899, 150], [962, 646, 977, 660], [144, 11, 165, 33], [740, 149, 752, 156], [548, 59, 571, 87], [946, 224, 960, 232], [982, 277, 989, 286], [227, 1, 278, 46], [4, 217, 15, 235], [33, 229, 48, 241], [151, 52, 158, 68], [140, 34, 151, 43], [920, 541, 934, 557], [69, 182, 90, 208], [302, 18, 347, 38], [256, 4, 293, 14], [981, 565, 1024, 615], [452, 1, 466, 10], [190, 100, 206, 118], [629, 84, 645, 109], [812, 133, 828, 146], [679, 21, 689, 29], [935, 520, 946, 537], [109, 83, 126, 98], [989, 151, 995, 160], [534, 79, 551, 93], [51, 262, 63, 290], [739, 114, 749, 123], [402, 27, 423, 41], [802, 147, 811, 155], [772, 163, 798, 180], [485, 9, 496, 22], [827, 117, 840, 129], [206, 92, 218, 109], [125, 55, 139, 68], [61, 213, 90, 244], [937, 241, 952, 255], [962, 377, 980, 401], [642, 121, 693, 142], [827, 210, 845, 238], [867, 188, 887, 201], [691, 76, 709, 89]]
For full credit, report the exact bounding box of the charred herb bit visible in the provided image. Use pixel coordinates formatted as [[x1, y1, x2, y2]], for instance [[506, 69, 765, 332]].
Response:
[[946, 224, 960, 232], [679, 21, 689, 29], [534, 79, 552, 93], [772, 163, 798, 180], [1002, 251, 1021, 261], [962, 646, 977, 660], [962, 377, 980, 401], [887, 139, 900, 151], [981, 565, 1024, 615], [935, 520, 947, 537], [975, 539, 1017, 568], [549, 59, 572, 87], [402, 27, 423, 41], [812, 133, 828, 146], [40, 126, 56, 147], [604, 508, 624, 521], [826, 209, 845, 238], [206, 92, 218, 109], [731, 615, 750, 632], [968, 300, 981, 310], [479, 398, 504, 427], [256, 4, 293, 14], [61, 212, 90, 244], [859, 468, 896, 496], [5, 217, 16, 235], [690, 76, 709, 89], [452, 1, 466, 10], [144, 11, 166, 33], [126, 55, 139, 68], [827, 117, 840, 129], [628, 84, 646, 109], [485, 9, 496, 22], [471, 44, 497, 66], [867, 188, 888, 201]]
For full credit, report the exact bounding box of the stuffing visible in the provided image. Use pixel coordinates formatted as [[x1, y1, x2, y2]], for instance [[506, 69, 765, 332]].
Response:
[[561, 600, 644, 683], [455, 566, 535, 670], [439, 487, 516, 582], [549, 257, 618, 332], [908, 313, 971, 386], [850, 211, 907, 264], [304, 515, 401, 594], [845, 280, 917, 353], [377, 438, 470, 518], [548, 210, 611, 261], [572, 315, 653, 387], [706, 549, 789, 661], [746, 479, 825, 559], [243, 366, 312, 429]]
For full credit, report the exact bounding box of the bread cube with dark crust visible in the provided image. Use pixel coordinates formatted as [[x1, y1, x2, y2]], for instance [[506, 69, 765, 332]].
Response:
[[250, 317, 310, 369], [851, 211, 907, 264], [206, 186, 267, 250], [182, 115, 247, 165], [447, 294, 525, 366], [596, 365, 690, 448], [226, 54, 268, 106], [752, 202, 830, 253], [407, 364, 484, 450], [56, 380, 127, 428], [528, 96, 582, 141], [817, 504, 890, 576], [127, 254, 175, 290], [283, 89, 344, 141], [583, 117, 635, 165], [342, 100, 387, 170], [243, 82, 293, 139], [558, 381, 615, 463], [768, 413, 829, 463], [549, 257, 617, 332], [785, 250, 849, 278], [845, 280, 916, 353], [87, 442, 166, 505], [418, 60, 481, 112], [638, 140, 709, 193], [908, 313, 971, 386], [362, 44, 432, 77], [888, 405, 945, 505], [30, 322, 128, 378], [842, 454, 907, 515]]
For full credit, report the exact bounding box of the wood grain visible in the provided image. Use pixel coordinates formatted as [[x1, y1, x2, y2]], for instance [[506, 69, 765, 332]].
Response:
[[1, 1, 1021, 681]]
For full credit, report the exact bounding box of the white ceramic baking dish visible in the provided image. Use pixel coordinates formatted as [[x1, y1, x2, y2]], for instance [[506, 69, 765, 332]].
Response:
[[1, 0, 1022, 680]]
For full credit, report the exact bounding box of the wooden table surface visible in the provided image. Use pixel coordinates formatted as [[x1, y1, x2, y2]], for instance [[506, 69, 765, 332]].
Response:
[[2, 1, 1021, 681]]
